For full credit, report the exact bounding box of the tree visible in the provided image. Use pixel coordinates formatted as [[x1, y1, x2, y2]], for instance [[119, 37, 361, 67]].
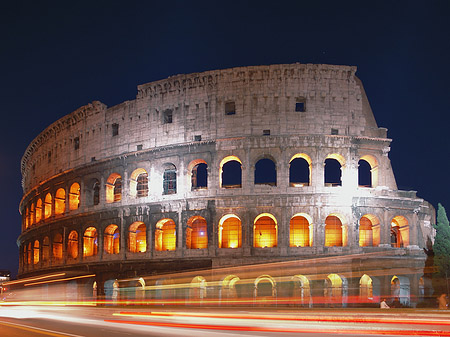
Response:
[[433, 203, 450, 294]]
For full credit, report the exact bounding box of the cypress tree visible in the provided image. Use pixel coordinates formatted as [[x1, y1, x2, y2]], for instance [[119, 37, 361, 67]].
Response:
[[433, 203, 450, 294]]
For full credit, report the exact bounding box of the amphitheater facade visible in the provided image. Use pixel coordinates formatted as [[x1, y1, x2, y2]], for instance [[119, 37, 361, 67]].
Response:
[[18, 63, 435, 306]]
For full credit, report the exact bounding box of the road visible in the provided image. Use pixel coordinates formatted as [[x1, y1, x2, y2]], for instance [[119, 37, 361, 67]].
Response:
[[1, 305, 450, 337]]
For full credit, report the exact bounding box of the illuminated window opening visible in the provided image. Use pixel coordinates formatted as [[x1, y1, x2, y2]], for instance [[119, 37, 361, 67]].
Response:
[[55, 188, 66, 215], [359, 215, 380, 247], [253, 214, 277, 248], [106, 173, 122, 203], [191, 162, 208, 190], [53, 233, 63, 261], [289, 154, 311, 187], [219, 215, 242, 248], [163, 164, 177, 195], [325, 274, 343, 301], [30, 203, 35, 226], [325, 215, 346, 247], [44, 193, 52, 219], [186, 216, 208, 249], [25, 207, 29, 229], [69, 182, 80, 210], [42, 236, 50, 262], [290, 215, 312, 247], [130, 168, 149, 198], [83, 227, 98, 257], [391, 216, 409, 247], [68, 230, 78, 259], [27, 242, 32, 265], [220, 156, 242, 188], [254, 158, 276, 186], [33, 240, 39, 264], [104, 224, 120, 254], [129, 222, 147, 253], [360, 155, 379, 188], [36, 199, 42, 223], [359, 274, 373, 299], [292, 275, 311, 306], [155, 219, 176, 251]]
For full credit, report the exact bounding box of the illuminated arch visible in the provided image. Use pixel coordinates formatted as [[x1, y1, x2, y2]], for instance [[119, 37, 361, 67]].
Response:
[[25, 207, 29, 229], [55, 188, 66, 215], [359, 155, 379, 188], [27, 242, 32, 265], [391, 275, 410, 306], [69, 182, 80, 210], [190, 276, 207, 300], [104, 224, 120, 254], [30, 202, 35, 226], [292, 275, 311, 306], [53, 233, 63, 261], [68, 230, 78, 259], [130, 168, 149, 198], [289, 153, 312, 187], [106, 173, 122, 203], [253, 213, 277, 248], [186, 216, 208, 249], [290, 213, 313, 247], [35, 199, 42, 223], [188, 159, 208, 190], [44, 193, 52, 219], [359, 274, 373, 300], [33, 240, 39, 264], [219, 214, 242, 248], [220, 155, 242, 188], [129, 221, 147, 253], [255, 275, 276, 297], [155, 218, 176, 251], [221, 275, 240, 299], [359, 214, 380, 247], [325, 214, 347, 247], [325, 274, 346, 306], [391, 216, 409, 247], [83, 227, 98, 257]]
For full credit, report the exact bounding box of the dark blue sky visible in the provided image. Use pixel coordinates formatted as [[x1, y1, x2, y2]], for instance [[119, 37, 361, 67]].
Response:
[[1, 0, 449, 278]]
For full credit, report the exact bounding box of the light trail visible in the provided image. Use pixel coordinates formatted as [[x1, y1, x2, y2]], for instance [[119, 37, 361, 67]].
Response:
[[0, 321, 84, 337]]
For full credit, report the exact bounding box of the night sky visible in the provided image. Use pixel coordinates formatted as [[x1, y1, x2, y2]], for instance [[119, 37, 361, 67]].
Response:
[[1, 1, 449, 279]]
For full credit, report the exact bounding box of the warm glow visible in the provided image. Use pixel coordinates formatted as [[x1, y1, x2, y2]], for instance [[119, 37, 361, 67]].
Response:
[[155, 219, 176, 251], [104, 224, 120, 254], [325, 215, 344, 247], [83, 227, 98, 257], [359, 214, 380, 247], [289, 214, 311, 247], [130, 168, 149, 198], [52, 233, 63, 260], [219, 214, 241, 248], [33, 240, 39, 264], [69, 182, 80, 210], [55, 188, 65, 215], [106, 173, 122, 203], [129, 222, 147, 253], [35, 199, 42, 223], [360, 274, 373, 299], [253, 213, 277, 248], [391, 216, 409, 247], [44, 193, 52, 219], [68, 230, 78, 259], [186, 216, 208, 249], [30, 203, 35, 226], [360, 154, 379, 187], [219, 155, 242, 188], [326, 273, 343, 299]]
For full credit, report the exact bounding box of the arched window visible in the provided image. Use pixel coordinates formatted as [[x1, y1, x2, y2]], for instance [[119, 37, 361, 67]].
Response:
[[186, 216, 208, 249], [360, 274, 373, 300], [254, 158, 276, 186], [130, 168, 149, 198], [93, 180, 100, 205], [25, 207, 29, 229], [155, 219, 176, 251], [53, 233, 63, 261], [255, 275, 276, 297], [129, 222, 147, 253], [290, 214, 312, 247], [104, 224, 120, 254], [219, 215, 242, 248], [324, 154, 345, 187], [391, 216, 409, 247], [325, 215, 346, 247], [191, 161, 208, 190], [289, 154, 311, 187], [68, 230, 78, 259], [33, 240, 40, 264], [42, 236, 50, 262], [106, 173, 122, 203], [35, 199, 42, 223], [55, 188, 66, 215], [69, 182, 80, 210], [163, 164, 177, 195], [253, 214, 277, 248], [44, 193, 52, 219], [359, 215, 380, 247], [83, 227, 98, 257], [325, 274, 343, 303], [220, 156, 242, 188], [27, 242, 32, 265], [30, 203, 35, 226], [359, 155, 378, 188]]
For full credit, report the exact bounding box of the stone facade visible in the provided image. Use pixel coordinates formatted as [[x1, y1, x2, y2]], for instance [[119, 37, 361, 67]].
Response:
[[18, 63, 435, 306]]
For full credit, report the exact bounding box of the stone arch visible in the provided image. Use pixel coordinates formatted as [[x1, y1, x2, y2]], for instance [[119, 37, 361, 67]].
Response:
[[292, 275, 311, 307], [218, 214, 242, 248], [35, 198, 42, 223], [359, 214, 380, 247], [33, 240, 40, 264], [92, 179, 100, 206], [129, 221, 147, 253], [186, 216, 208, 249], [391, 216, 409, 247], [325, 273, 347, 307], [83, 226, 98, 257], [53, 233, 63, 261], [106, 173, 122, 203], [255, 275, 276, 297], [55, 188, 66, 215], [359, 155, 379, 188], [69, 182, 80, 210], [42, 236, 50, 262], [254, 157, 277, 186], [130, 168, 149, 198], [221, 275, 240, 299], [220, 155, 242, 188], [190, 276, 207, 301], [253, 213, 277, 248], [289, 153, 312, 187], [155, 218, 176, 251], [44, 192, 52, 219], [30, 202, 35, 226], [67, 230, 78, 259], [325, 214, 347, 247], [324, 153, 345, 187], [188, 159, 208, 190], [391, 275, 410, 307], [290, 213, 313, 247], [104, 224, 120, 254], [162, 163, 177, 195], [27, 242, 32, 265]]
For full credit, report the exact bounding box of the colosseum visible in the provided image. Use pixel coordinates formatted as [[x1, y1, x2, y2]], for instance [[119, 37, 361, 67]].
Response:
[[18, 63, 435, 307]]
